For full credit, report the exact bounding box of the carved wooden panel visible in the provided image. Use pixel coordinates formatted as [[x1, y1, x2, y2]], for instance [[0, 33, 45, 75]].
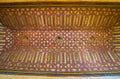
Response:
[[0, 7, 119, 31]]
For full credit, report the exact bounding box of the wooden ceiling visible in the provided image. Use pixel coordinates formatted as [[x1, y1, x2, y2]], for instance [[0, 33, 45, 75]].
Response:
[[0, 2, 120, 31]]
